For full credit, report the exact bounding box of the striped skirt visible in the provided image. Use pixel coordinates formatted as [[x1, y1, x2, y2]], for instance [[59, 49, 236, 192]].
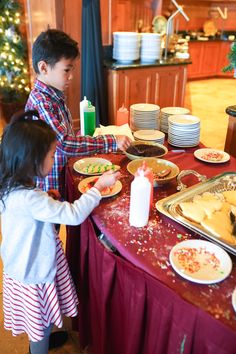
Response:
[[3, 236, 78, 342]]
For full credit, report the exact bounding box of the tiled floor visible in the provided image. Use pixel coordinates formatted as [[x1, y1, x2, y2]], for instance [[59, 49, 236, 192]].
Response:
[[185, 77, 236, 150], [0, 77, 236, 353]]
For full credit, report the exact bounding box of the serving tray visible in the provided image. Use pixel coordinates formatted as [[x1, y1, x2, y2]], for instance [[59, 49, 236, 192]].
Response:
[[156, 172, 236, 255]]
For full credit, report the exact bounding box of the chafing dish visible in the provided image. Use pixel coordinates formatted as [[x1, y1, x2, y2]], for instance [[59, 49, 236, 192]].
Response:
[[156, 172, 236, 255]]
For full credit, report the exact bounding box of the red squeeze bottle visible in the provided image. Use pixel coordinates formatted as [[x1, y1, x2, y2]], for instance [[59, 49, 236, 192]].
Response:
[[135, 161, 153, 208], [116, 104, 129, 126]]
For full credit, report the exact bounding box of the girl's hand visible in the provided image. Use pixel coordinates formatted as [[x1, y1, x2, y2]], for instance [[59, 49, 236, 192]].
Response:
[[47, 189, 61, 200], [94, 170, 121, 193]]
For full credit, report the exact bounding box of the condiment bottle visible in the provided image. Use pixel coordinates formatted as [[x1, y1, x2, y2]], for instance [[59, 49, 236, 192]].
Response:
[[136, 161, 154, 208], [116, 104, 129, 126], [84, 101, 96, 136], [80, 96, 88, 135], [129, 171, 151, 227]]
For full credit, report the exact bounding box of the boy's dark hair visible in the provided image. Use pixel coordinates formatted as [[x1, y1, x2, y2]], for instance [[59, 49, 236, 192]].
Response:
[[32, 29, 79, 73], [0, 110, 56, 200]]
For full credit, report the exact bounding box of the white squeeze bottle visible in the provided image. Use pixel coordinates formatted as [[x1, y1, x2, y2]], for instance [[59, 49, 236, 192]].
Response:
[[129, 171, 151, 227], [80, 96, 88, 135]]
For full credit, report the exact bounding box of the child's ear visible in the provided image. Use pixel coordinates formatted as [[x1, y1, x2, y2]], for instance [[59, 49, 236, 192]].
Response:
[[38, 60, 48, 75]]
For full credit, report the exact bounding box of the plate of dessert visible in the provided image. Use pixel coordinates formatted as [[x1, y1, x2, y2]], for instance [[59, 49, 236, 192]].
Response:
[[169, 239, 232, 284], [194, 148, 230, 163], [78, 176, 122, 198], [73, 157, 120, 175]]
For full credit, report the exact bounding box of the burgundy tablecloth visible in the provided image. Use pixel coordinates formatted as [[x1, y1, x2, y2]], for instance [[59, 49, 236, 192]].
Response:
[[66, 147, 236, 354]]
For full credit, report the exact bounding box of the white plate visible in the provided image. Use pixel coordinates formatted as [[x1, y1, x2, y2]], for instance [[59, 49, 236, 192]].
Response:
[[133, 130, 165, 141], [78, 176, 122, 198], [168, 114, 200, 126], [130, 103, 160, 112], [73, 157, 112, 175], [169, 240, 232, 284], [232, 288, 236, 312], [161, 107, 190, 115], [194, 148, 230, 164]]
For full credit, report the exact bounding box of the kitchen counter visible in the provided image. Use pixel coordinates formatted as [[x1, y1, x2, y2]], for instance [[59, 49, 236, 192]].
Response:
[[189, 38, 234, 42], [104, 56, 191, 70]]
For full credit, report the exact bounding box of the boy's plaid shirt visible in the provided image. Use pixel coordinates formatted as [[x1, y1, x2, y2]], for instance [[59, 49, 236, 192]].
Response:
[[26, 80, 117, 194]]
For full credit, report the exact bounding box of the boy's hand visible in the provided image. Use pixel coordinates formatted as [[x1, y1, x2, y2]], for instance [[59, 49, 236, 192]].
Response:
[[94, 171, 121, 192], [47, 189, 61, 200], [116, 135, 132, 151]]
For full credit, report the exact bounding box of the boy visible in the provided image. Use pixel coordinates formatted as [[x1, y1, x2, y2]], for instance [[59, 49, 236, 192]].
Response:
[[26, 29, 131, 198]]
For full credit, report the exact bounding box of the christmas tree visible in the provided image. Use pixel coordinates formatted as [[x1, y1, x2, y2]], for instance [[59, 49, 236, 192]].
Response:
[[222, 42, 236, 78], [0, 0, 30, 104]]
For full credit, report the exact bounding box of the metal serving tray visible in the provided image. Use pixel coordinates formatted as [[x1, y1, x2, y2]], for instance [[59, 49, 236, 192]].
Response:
[[156, 172, 236, 255]]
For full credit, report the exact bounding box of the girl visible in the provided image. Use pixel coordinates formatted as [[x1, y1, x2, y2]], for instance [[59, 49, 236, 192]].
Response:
[[0, 110, 120, 354]]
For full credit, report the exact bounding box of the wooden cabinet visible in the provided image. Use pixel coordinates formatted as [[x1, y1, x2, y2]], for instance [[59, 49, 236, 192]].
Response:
[[187, 42, 203, 78], [188, 41, 233, 79], [201, 42, 220, 76], [106, 64, 188, 124]]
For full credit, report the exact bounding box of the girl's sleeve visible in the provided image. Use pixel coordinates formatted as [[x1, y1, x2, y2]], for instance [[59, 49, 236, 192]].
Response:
[[27, 188, 102, 225]]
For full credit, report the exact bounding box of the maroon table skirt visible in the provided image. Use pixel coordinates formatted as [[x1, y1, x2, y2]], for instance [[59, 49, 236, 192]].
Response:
[[66, 148, 236, 354], [68, 218, 236, 354]]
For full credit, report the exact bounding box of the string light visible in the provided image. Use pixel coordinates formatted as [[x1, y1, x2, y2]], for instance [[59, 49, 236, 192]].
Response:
[[0, 0, 30, 103]]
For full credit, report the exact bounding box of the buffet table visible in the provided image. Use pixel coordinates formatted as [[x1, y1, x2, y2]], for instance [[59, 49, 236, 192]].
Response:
[[65, 147, 236, 354]]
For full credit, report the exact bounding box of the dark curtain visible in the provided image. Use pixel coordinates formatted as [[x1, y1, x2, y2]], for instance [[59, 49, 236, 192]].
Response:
[[81, 0, 108, 126]]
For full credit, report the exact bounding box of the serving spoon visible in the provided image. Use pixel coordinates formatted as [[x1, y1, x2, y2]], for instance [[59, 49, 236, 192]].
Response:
[[154, 168, 171, 179]]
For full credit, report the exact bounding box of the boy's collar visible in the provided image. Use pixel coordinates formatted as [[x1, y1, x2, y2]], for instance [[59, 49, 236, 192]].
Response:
[[34, 79, 65, 100]]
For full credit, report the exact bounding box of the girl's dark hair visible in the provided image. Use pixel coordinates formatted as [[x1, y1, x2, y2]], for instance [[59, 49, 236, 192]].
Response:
[[32, 29, 79, 74], [0, 110, 56, 200]]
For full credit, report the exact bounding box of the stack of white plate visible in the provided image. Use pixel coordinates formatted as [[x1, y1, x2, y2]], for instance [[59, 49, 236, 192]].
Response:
[[130, 103, 161, 131], [168, 114, 200, 147], [133, 129, 165, 144], [112, 32, 140, 64], [140, 33, 162, 63], [160, 107, 190, 133]]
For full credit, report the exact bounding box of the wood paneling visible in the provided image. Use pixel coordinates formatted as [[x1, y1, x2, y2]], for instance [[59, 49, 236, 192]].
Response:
[[63, 0, 82, 127], [23, 0, 81, 127], [188, 41, 233, 79], [100, 0, 160, 45], [23, 0, 64, 86], [106, 65, 187, 124]]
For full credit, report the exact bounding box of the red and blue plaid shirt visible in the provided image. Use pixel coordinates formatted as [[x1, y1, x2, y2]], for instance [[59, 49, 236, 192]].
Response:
[[26, 80, 117, 195]]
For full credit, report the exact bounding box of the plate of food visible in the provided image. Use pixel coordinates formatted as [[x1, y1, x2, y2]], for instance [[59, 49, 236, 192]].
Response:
[[78, 176, 122, 198], [194, 148, 230, 163], [127, 157, 179, 186], [125, 141, 168, 160], [152, 15, 167, 35], [73, 157, 120, 175], [169, 239, 232, 284]]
